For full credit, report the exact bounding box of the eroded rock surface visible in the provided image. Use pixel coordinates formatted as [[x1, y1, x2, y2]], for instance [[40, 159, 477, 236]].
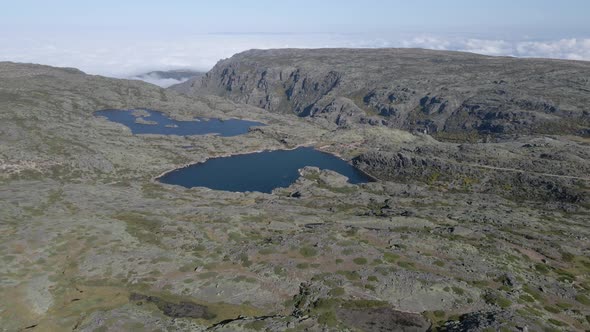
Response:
[[171, 48, 590, 140]]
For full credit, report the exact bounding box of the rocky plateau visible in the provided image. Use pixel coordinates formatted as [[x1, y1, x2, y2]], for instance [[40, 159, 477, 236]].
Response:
[[1, 48, 589, 331]]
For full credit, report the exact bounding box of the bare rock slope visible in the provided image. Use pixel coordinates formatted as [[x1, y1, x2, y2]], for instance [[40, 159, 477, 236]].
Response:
[[171, 48, 590, 140]]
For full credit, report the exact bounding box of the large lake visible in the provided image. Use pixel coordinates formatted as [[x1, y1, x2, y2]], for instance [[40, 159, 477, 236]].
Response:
[[158, 147, 373, 193], [95, 109, 264, 137]]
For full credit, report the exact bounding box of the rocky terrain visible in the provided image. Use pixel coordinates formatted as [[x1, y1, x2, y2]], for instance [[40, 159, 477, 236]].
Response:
[[172, 48, 590, 140], [0, 49, 589, 332]]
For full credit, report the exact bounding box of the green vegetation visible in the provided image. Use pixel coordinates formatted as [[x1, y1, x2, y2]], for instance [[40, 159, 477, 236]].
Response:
[[496, 297, 512, 309], [575, 294, 590, 306], [433, 260, 445, 267], [522, 285, 543, 302], [397, 261, 415, 269], [383, 252, 400, 263], [544, 305, 560, 313], [239, 253, 252, 267], [353, 257, 368, 265], [451, 287, 465, 296], [534, 263, 550, 274], [519, 294, 535, 303], [560, 251, 575, 262], [317, 311, 338, 327], [328, 287, 345, 297], [300, 246, 318, 258], [556, 302, 573, 309], [337, 270, 361, 281], [483, 292, 512, 309]]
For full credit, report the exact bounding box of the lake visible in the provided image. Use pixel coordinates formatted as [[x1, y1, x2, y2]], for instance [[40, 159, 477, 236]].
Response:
[[158, 147, 373, 193], [95, 109, 264, 137]]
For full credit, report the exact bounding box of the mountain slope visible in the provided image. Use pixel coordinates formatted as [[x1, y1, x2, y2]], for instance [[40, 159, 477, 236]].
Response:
[[171, 48, 590, 140]]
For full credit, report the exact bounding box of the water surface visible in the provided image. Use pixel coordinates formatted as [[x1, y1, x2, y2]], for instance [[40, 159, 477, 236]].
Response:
[[158, 147, 372, 193], [95, 109, 264, 137]]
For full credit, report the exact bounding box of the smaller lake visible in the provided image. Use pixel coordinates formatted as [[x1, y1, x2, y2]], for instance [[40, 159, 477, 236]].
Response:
[[158, 147, 373, 193], [95, 109, 264, 137]]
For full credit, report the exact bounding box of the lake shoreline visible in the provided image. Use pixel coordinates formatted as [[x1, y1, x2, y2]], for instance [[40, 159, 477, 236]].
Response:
[[153, 143, 378, 192]]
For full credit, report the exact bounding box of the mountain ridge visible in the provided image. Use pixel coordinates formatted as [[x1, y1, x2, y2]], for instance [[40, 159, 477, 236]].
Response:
[[170, 48, 590, 141]]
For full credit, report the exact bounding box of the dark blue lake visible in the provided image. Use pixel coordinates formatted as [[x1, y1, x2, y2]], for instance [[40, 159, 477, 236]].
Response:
[[158, 147, 373, 193], [95, 109, 264, 137]]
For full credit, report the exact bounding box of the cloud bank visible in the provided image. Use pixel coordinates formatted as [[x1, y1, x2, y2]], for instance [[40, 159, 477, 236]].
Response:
[[1, 32, 589, 86], [131, 76, 191, 88], [401, 36, 590, 60], [130, 71, 201, 88]]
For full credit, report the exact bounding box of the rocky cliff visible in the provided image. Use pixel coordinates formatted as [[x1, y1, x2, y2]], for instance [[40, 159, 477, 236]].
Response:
[[171, 48, 590, 140]]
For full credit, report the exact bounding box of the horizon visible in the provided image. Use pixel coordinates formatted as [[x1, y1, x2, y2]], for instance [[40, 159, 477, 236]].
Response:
[[1, 1, 589, 86]]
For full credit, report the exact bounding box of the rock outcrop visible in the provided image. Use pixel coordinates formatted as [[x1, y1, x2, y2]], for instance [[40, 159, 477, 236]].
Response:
[[171, 48, 590, 140]]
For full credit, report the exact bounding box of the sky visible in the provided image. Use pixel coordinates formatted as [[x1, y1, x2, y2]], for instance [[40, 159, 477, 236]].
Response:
[[1, 1, 589, 86]]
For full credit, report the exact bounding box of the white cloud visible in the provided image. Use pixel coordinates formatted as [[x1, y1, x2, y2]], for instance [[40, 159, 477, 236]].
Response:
[[513, 38, 590, 60], [396, 36, 590, 60], [458, 39, 512, 56], [0, 31, 589, 85], [400, 36, 452, 50], [129, 75, 191, 88]]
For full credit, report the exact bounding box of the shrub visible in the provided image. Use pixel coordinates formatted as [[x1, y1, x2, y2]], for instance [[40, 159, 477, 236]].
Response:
[[561, 251, 575, 262], [433, 310, 446, 318], [575, 294, 590, 305], [452, 287, 465, 296], [300, 246, 318, 257], [317, 311, 338, 327], [544, 306, 560, 313], [296, 263, 309, 269], [397, 261, 415, 269], [328, 287, 345, 296], [353, 257, 368, 265], [383, 252, 399, 263], [534, 263, 550, 274]]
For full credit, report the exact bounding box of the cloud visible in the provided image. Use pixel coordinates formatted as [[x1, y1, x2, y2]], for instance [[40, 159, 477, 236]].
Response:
[[129, 72, 197, 88], [400, 36, 452, 50], [514, 38, 590, 60], [129, 76, 190, 88], [458, 39, 513, 56], [0, 31, 589, 86]]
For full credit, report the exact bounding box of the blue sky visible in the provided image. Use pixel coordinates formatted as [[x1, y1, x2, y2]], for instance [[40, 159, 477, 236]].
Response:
[[1, 1, 589, 84], [3, 0, 589, 36]]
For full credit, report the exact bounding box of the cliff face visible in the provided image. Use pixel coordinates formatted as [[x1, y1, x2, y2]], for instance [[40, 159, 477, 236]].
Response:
[[171, 48, 590, 140]]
